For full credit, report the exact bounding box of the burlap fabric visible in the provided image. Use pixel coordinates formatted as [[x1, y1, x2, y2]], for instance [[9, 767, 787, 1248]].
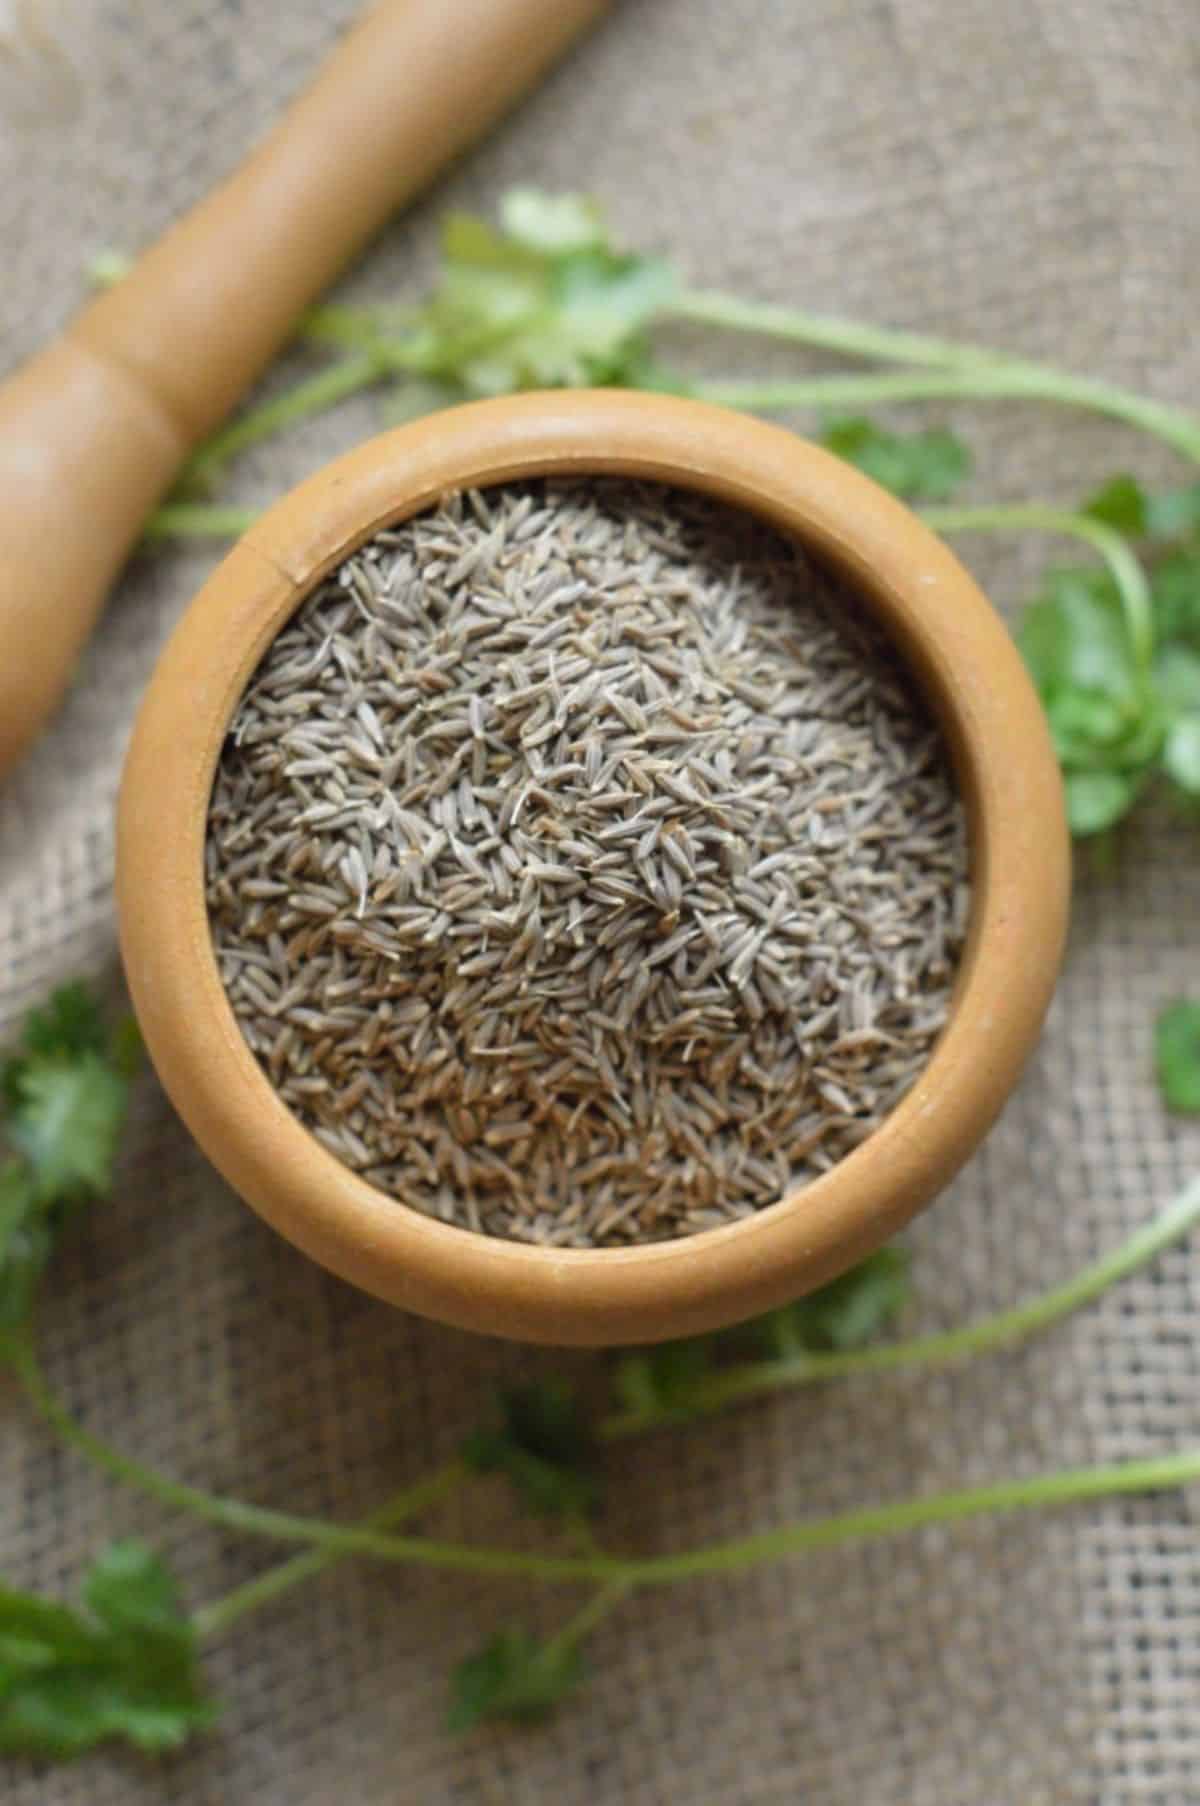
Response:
[[3, 2, 1199, 1800]]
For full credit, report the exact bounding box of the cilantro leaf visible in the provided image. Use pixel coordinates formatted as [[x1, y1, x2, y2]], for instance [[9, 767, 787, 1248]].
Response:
[[1082, 474, 1148, 537], [1081, 475, 1200, 543], [1154, 643, 1200, 716], [1017, 566, 1163, 835], [447, 1626, 586, 1733], [0, 986, 136, 1338], [1154, 1001, 1200, 1114], [498, 188, 610, 256], [746, 1247, 911, 1359], [1063, 769, 1145, 836], [0, 1162, 52, 1337], [463, 1380, 598, 1518], [820, 417, 971, 501], [0, 1542, 214, 1759], [1146, 484, 1200, 542], [611, 1336, 715, 1423], [1019, 568, 1143, 716], [1163, 716, 1200, 795], [380, 191, 678, 400], [1150, 545, 1200, 647], [8, 1056, 128, 1202]]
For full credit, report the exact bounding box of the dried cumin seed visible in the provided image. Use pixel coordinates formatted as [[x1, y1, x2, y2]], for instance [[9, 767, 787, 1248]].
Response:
[[209, 478, 967, 1249]]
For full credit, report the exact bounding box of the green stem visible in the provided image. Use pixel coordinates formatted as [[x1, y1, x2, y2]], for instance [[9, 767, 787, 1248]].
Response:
[[694, 368, 1200, 465], [622, 1450, 1200, 1585], [9, 1335, 466, 1560], [194, 1464, 465, 1641], [99, 1451, 1200, 1589], [8, 1336, 1199, 1594], [540, 1579, 633, 1662], [601, 1177, 1200, 1436], [179, 349, 388, 491], [143, 504, 261, 542], [673, 289, 1002, 371], [921, 502, 1154, 672]]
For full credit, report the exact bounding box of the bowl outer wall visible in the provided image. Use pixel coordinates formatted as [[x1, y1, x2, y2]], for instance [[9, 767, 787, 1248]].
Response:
[[116, 390, 1070, 1346]]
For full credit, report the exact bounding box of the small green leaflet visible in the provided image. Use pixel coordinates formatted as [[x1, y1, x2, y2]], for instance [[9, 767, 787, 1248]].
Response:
[[9, 1058, 129, 1202], [0, 986, 136, 1336], [0, 1542, 214, 1759], [1062, 770, 1145, 837], [463, 1380, 599, 1518], [1150, 545, 1200, 649], [333, 188, 679, 403], [0, 1163, 50, 1336], [1082, 473, 1200, 544], [745, 1246, 911, 1360], [612, 1336, 715, 1423], [1154, 1001, 1200, 1114], [1082, 474, 1150, 537], [614, 1249, 913, 1416], [447, 1626, 586, 1734], [1017, 567, 1163, 836], [819, 417, 971, 501]]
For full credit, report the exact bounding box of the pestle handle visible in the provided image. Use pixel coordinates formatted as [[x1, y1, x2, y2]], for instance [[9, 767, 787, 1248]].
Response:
[[0, 0, 609, 780]]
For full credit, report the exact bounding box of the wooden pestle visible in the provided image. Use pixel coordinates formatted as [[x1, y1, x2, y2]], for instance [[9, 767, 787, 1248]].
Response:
[[0, 0, 610, 780]]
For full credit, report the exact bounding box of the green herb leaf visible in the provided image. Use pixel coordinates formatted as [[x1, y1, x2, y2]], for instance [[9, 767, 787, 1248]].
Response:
[[819, 417, 971, 500], [1153, 643, 1200, 715], [19, 984, 109, 1065], [746, 1247, 911, 1359], [0, 1162, 51, 1337], [378, 190, 678, 401], [1063, 769, 1144, 836], [8, 1057, 128, 1202], [447, 1626, 586, 1733], [1154, 1001, 1200, 1114], [498, 188, 610, 256], [1145, 483, 1200, 542], [1017, 566, 1162, 835], [1150, 545, 1200, 647], [0, 987, 136, 1337], [463, 1381, 598, 1518], [1019, 568, 1142, 713], [1163, 716, 1200, 794], [1082, 474, 1148, 537], [611, 1337, 715, 1422], [0, 1542, 215, 1759]]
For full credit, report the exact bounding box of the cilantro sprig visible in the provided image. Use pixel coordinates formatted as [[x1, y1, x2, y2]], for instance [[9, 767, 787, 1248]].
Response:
[[0, 985, 136, 1338], [0, 1543, 213, 1760], [1155, 1001, 1200, 1114], [1012, 475, 1200, 835]]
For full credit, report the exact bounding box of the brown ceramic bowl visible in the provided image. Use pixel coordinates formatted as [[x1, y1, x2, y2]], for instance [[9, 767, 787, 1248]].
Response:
[[116, 391, 1069, 1346]]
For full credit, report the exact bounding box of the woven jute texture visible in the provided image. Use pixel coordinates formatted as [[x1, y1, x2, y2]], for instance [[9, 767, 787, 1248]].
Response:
[[3, 3, 1199, 1800]]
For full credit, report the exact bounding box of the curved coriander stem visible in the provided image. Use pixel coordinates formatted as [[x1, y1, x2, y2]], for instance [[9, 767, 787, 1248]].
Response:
[[143, 504, 261, 542], [194, 1465, 464, 1641], [601, 1177, 1200, 1436], [694, 367, 1200, 465], [673, 290, 1002, 371], [921, 502, 1154, 672], [9, 1334, 467, 1558], [621, 1450, 1200, 1584], [117, 1452, 1200, 1590]]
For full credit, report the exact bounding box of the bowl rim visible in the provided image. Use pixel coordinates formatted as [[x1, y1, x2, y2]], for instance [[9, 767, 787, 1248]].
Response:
[[116, 389, 1069, 1346]]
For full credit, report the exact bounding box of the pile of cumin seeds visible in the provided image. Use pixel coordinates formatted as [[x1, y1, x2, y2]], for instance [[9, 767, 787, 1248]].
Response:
[[206, 479, 969, 1248]]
